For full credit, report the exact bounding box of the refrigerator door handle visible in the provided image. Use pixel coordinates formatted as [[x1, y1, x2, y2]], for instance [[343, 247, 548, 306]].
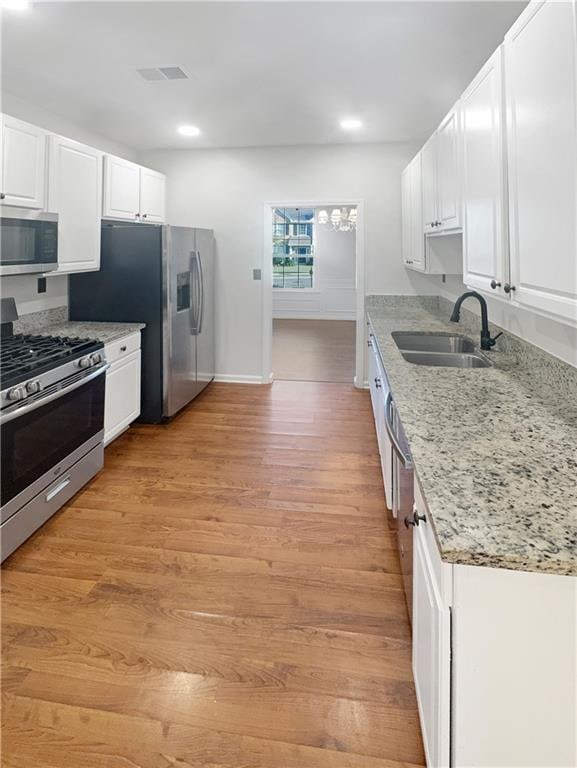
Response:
[[190, 250, 199, 335], [196, 249, 204, 334]]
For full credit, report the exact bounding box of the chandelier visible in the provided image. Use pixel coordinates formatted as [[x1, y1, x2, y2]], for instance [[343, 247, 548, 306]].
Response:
[[317, 207, 357, 232]]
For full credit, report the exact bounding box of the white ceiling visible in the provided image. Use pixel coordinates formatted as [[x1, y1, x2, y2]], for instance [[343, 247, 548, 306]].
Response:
[[2, 1, 526, 151]]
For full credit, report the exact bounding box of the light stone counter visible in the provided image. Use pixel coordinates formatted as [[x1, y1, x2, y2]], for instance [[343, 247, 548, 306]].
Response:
[[39, 320, 145, 345], [366, 295, 577, 576]]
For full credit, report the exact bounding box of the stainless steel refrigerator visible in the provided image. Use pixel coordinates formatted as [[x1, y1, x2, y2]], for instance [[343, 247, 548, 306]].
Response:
[[69, 222, 215, 422]]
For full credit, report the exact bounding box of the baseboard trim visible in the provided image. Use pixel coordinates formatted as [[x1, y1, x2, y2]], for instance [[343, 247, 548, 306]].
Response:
[[273, 313, 356, 321], [213, 374, 270, 385]]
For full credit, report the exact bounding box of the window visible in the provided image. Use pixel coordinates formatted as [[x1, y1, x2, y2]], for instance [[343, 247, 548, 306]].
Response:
[[272, 207, 314, 289]]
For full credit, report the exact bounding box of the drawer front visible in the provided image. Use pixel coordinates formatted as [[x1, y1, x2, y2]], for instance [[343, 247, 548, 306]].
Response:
[[104, 332, 141, 366]]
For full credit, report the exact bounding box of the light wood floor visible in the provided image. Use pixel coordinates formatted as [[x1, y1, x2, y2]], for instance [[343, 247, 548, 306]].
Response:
[[273, 319, 356, 383], [1, 381, 424, 768]]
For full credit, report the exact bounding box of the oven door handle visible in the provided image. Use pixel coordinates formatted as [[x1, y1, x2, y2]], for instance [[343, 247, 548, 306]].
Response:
[[385, 392, 412, 470], [0, 362, 109, 425]]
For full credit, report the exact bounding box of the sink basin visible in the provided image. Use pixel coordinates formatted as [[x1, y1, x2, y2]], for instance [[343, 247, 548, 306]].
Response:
[[392, 331, 476, 354], [399, 350, 492, 368]]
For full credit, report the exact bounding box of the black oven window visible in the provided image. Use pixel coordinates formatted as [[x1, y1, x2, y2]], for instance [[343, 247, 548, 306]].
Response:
[[1, 373, 105, 508]]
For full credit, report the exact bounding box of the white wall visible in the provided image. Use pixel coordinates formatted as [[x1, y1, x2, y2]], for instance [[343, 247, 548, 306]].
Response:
[[142, 142, 434, 381], [273, 206, 356, 320], [439, 276, 577, 367]]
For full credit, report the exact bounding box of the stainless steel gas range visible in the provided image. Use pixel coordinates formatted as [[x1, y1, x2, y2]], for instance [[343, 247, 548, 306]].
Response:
[[0, 298, 107, 562]]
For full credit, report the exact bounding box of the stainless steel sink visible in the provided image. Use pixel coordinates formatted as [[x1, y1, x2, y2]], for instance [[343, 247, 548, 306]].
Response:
[[392, 331, 476, 354], [399, 350, 492, 368]]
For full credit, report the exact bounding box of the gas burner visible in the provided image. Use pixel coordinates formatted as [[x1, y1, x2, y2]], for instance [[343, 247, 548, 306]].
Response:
[[0, 333, 103, 390]]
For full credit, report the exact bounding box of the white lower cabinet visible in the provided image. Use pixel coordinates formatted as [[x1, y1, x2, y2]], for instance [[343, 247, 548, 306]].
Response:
[[412, 477, 577, 768], [452, 565, 577, 768], [412, 482, 452, 768], [104, 332, 141, 446]]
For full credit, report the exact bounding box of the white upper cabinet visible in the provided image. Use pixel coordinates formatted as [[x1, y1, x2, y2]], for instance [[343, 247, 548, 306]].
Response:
[[48, 135, 103, 274], [462, 46, 509, 297], [139, 166, 166, 222], [1, 115, 47, 209], [103, 155, 141, 220], [505, 0, 577, 325], [436, 103, 461, 230], [103, 155, 166, 223], [402, 153, 426, 271], [421, 135, 438, 232], [420, 103, 462, 234]]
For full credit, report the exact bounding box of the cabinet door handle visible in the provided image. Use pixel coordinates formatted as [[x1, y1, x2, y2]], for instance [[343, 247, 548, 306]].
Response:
[[0, 193, 5, 200], [374, 377, 381, 389], [503, 283, 516, 294], [490, 279, 501, 290], [120, 345, 127, 352], [142, 214, 148, 219]]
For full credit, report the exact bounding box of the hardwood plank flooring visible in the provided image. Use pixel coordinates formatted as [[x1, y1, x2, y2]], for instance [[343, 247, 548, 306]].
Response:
[[1, 380, 424, 767]]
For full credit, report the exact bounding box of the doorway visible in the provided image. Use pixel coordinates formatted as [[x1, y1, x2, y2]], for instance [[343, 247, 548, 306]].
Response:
[[264, 203, 363, 384]]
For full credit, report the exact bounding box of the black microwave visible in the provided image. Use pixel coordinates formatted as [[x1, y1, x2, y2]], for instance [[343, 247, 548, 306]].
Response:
[[0, 208, 58, 275]]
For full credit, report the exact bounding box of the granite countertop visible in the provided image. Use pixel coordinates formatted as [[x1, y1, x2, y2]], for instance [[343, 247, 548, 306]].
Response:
[[40, 320, 145, 345], [366, 296, 577, 577]]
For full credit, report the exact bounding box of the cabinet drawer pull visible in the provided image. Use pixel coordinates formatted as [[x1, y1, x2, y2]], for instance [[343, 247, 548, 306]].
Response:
[[0, 193, 5, 200], [120, 345, 127, 352], [374, 377, 382, 389]]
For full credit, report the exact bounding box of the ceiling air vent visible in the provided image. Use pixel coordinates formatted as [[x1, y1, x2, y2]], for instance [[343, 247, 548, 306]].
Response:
[[136, 66, 188, 82]]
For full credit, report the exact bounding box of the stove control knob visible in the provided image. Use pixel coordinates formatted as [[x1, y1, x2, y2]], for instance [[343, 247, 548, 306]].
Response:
[[25, 380, 42, 395], [90, 352, 103, 366], [7, 386, 27, 401], [77, 356, 92, 369]]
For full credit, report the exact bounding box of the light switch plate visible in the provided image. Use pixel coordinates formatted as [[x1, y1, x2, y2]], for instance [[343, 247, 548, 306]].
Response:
[[253, 269, 262, 281]]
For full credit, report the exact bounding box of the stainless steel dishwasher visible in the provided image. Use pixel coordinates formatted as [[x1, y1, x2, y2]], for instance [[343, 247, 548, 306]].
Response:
[[385, 392, 415, 622]]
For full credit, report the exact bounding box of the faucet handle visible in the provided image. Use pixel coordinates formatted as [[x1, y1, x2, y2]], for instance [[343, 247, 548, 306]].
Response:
[[489, 332, 503, 347]]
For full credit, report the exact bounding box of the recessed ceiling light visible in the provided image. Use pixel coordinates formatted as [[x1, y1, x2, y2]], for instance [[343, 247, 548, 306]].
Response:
[[340, 118, 363, 131], [1, 0, 30, 9], [178, 125, 201, 137]]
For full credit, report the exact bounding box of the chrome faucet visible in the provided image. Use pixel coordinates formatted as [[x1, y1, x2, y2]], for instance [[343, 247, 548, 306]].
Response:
[[450, 291, 502, 351]]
